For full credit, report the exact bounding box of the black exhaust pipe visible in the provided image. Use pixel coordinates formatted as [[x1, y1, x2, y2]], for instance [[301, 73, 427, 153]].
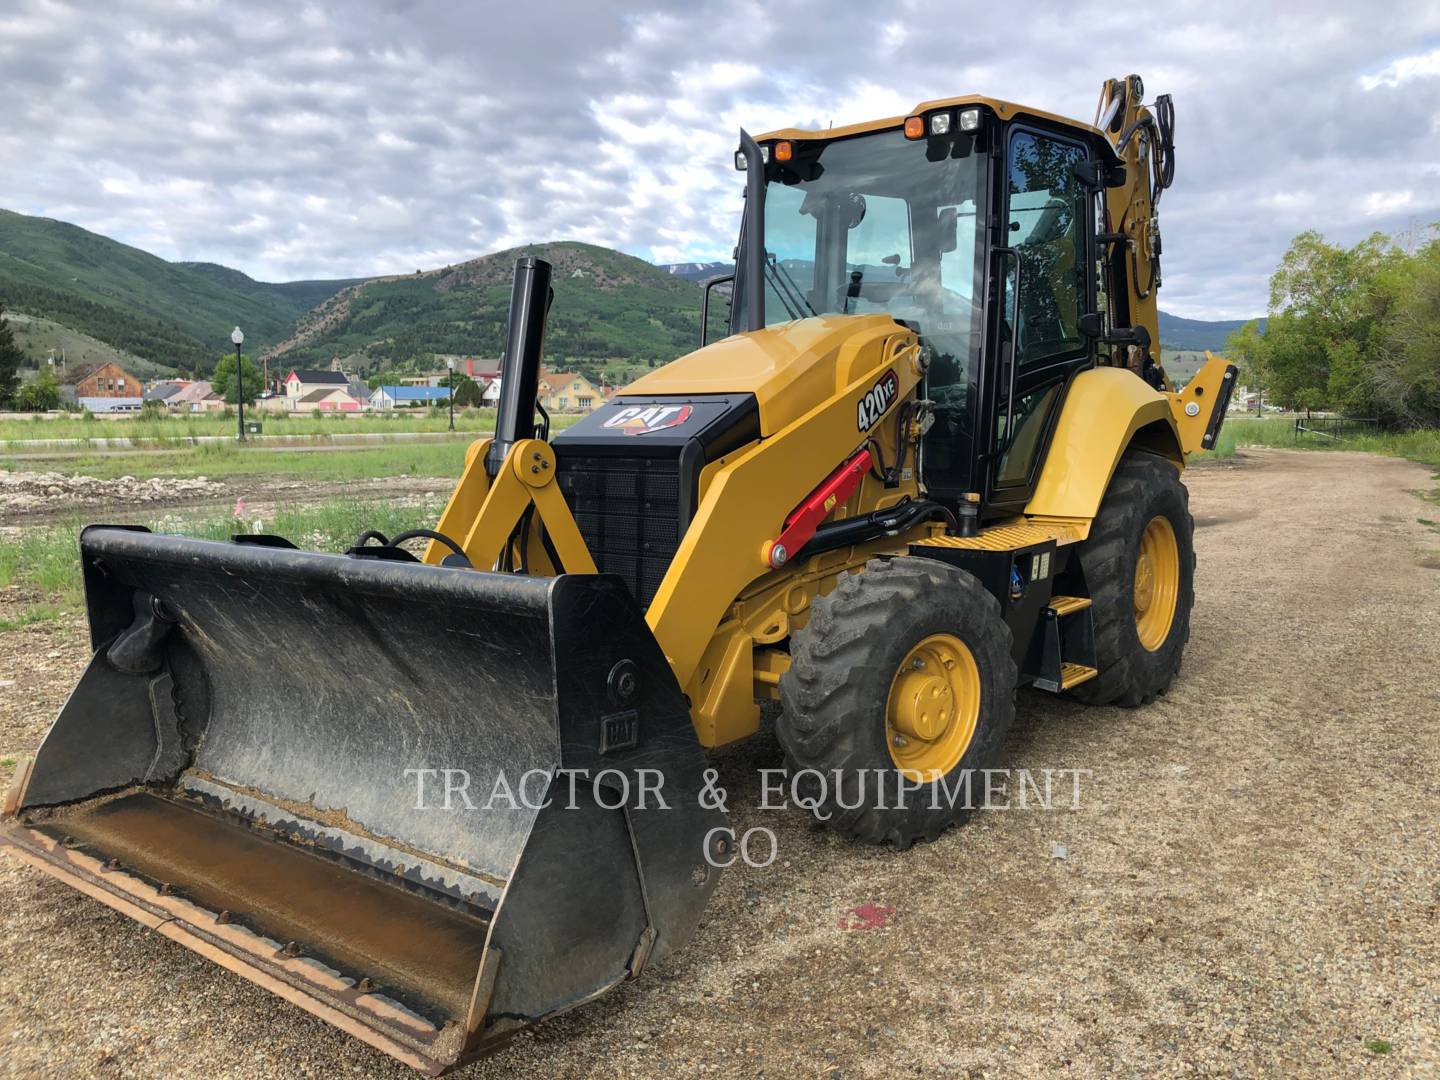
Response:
[[486, 256, 553, 476]]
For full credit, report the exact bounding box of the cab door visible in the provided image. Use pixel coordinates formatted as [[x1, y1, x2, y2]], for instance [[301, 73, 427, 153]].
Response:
[[985, 126, 1094, 511]]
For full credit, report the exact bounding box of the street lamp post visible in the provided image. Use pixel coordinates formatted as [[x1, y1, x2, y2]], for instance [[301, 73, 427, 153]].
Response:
[[231, 327, 245, 442], [447, 358, 456, 432]]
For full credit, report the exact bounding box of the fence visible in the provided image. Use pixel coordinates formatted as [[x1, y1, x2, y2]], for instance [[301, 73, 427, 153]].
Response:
[[1293, 416, 1381, 441]]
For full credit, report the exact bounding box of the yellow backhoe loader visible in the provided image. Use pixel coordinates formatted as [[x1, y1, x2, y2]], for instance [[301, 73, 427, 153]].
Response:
[[2, 75, 1235, 1073]]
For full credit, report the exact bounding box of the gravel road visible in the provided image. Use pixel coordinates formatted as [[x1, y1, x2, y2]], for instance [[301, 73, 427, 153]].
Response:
[[2, 448, 1437, 1078]]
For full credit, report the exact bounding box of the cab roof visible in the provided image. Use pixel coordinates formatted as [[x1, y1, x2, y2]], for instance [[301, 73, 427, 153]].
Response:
[[758, 93, 1118, 160]]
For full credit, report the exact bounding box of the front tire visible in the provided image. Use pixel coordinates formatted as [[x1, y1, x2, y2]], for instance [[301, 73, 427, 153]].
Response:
[[777, 557, 1017, 848], [1067, 451, 1195, 707]]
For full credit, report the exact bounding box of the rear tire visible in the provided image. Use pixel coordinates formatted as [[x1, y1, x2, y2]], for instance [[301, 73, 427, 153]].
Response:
[[1067, 451, 1195, 707], [777, 557, 1017, 848]]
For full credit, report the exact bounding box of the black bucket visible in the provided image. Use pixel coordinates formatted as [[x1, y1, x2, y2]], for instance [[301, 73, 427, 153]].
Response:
[[2, 526, 726, 1073]]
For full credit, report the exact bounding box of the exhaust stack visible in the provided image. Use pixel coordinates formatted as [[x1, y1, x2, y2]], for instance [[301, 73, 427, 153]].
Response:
[[486, 256, 553, 477]]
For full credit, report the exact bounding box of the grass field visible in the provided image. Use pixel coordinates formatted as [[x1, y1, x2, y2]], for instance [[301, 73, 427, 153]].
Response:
[[1211, 415, 1440, 471], [12, 440, 477, 481], [0, 497, 448, 620]]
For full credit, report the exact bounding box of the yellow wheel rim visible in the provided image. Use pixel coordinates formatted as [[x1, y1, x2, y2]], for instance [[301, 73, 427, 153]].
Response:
[[885, 633, 981, 783], [1134, 515, 1180, 651]]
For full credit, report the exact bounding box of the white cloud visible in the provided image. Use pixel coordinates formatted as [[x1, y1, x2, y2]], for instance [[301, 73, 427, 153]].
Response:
[[2, 0, 1440, 318], [1361, 190, 1415, 216], [1359, 47, 1440, 90]]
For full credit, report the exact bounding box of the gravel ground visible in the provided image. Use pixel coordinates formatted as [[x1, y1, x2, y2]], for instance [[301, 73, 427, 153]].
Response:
[[0, 471, 455, 525], [0, 471, 226, 515], [1, 448, 1437, 1078]]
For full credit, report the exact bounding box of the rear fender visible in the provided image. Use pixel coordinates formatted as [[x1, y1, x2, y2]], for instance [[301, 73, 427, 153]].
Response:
[[1024, 367, 1182, 529]]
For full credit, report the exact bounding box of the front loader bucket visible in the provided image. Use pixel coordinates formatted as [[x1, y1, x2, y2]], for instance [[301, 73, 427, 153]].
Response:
[[1, 526, 726, 1074]]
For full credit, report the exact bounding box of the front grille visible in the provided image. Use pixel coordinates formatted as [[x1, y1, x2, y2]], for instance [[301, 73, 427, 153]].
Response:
[[556, 454, 684, 608]]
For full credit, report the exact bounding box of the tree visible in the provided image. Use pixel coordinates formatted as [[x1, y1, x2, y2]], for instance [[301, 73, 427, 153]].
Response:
[[212, 352, 261, 405], [452, 374, 483, 407], [15, 366, 60, 411], [1367, 237, 1440, 427], [1251, 230, 1401, 413], [1223, 319, 1267, 403], [0, 304, 23, 408]]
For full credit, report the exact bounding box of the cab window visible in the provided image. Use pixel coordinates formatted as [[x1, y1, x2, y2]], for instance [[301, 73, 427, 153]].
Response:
[[1002, 131, 1089, 369]]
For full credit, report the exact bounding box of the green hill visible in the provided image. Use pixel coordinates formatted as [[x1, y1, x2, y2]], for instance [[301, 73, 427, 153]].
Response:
[[274, 243, 706, 370], [0, 209, 359, 371], [1157, 310, 1265, 353]]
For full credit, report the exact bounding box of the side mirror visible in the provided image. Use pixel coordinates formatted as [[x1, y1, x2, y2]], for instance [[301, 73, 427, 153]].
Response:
[[701, 273, 736, 347], [937, 207, 958, 254]]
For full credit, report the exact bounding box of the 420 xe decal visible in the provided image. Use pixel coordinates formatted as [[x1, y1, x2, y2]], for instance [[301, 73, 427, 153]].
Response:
[[856, 370, 900, 432]]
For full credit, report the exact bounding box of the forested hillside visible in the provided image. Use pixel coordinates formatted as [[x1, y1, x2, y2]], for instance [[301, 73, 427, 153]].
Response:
[[0, 210, 357, 369], [275, 243, 706, 369]]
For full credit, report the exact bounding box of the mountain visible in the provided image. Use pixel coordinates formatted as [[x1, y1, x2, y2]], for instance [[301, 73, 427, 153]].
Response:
[[0, 209, 360, 370], [659, 261, 731, 284], [0, 204, 1259, 378], [655, 263, 1262, 353], [1158, 310, 1265, 353], [273, 243, 706, 369]]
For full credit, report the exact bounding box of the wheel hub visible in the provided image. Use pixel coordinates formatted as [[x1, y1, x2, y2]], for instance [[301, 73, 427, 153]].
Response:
[[885, 634, 981, 781], [1134, 515, 1180, 651]]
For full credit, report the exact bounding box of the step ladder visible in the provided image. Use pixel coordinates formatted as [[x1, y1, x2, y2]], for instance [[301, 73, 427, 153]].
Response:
[[1029, 595, 1098, 692]]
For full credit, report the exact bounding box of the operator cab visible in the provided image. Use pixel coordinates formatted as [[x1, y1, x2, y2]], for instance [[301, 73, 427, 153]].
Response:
[[728, 102, 1111, 514]]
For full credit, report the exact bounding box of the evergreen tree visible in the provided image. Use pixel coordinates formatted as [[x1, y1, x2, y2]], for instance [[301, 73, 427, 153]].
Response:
[[0, 304, 23, 408]]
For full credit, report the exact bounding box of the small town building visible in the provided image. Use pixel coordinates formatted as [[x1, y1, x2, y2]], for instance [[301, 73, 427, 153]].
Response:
[[168, 380, 226, 412], [61, 361, 142, 402], [539, 372, 602, 412], [297, 388, 363, 412], [77, 396, 144, 413], [370, 385, 452, 409], [143, 381, 187, 403], [283, 369, 351, 408], [459, 358, 502, 381]]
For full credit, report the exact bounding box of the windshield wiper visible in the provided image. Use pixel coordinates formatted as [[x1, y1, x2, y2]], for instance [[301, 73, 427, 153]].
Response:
[[766, 254, 817, 320]]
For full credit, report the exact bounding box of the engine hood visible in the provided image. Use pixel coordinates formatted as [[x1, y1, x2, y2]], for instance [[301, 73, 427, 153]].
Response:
[[621, 314, 910, 436]]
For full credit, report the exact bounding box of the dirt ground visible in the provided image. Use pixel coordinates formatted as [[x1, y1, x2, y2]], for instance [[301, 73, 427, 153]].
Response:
[[0, 471, 454, 526], [1, 448, 1437, 1078]]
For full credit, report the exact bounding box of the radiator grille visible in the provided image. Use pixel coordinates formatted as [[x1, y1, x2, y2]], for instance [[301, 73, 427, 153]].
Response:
[[556, 454, 684, 608]]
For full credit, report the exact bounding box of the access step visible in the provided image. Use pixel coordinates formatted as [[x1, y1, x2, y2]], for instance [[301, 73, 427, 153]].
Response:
[[1047, 595, 1092, 617], [1059, 662, 1099, 690]]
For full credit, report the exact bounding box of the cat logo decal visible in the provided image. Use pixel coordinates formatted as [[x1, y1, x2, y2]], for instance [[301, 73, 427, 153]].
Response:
[[602, 404, 694, 435]]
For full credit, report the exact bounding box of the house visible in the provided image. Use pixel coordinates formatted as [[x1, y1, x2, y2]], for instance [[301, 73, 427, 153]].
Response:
[[538, 372, 602, 413], [77, 396, 144, 414], [370, 385, 452, 410], [169, 380, 225, 412], [461, 358, 502, 381], [481, 378, 502, 407], [283, 369, 351, 409], [62, 361, 142, 402], [297, 388, 363, 412], [143, 381, 187, 404]]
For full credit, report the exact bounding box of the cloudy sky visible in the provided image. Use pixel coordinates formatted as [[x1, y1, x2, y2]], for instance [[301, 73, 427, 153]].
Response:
[[3, 0, 1439, 318]]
